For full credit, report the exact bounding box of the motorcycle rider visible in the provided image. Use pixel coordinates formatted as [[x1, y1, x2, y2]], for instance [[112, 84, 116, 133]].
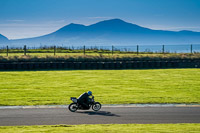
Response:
[[77, 91, 92, 109]]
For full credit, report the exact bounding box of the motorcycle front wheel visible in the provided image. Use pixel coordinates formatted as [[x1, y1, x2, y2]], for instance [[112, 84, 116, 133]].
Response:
[[68, 103, 78, 112], [92, 102, 101, 111]]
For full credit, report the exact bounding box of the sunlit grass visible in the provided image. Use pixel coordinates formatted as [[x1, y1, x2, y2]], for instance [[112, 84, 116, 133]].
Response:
[[0, 69, 199, 106], [0, 124, 200, 133], [0, 53, 102, 57], [0, 52, 198, 57], [0, 53, 199, 63]]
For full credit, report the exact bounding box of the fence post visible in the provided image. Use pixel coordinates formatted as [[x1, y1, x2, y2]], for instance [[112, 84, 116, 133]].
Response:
[[162, 45, 165, 54], [137, 45, 139, 55], [6, 45, 9, 56], [54, 46, 56, 56], [24, 45, 26, 56], [112, 45, 114, 55], [191, 44, 193, 54], [83, 45, 85, 55]]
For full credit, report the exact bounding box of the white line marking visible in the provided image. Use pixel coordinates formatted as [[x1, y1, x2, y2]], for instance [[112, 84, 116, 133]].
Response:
[[0, 104, 200, 109]]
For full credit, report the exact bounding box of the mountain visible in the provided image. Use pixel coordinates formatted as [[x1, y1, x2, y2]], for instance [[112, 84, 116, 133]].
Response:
[[0, 34, 9, 44], [5, 19, 200, 46]]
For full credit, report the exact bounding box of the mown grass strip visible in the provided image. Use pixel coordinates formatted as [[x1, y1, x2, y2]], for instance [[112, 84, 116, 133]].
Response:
[[0, 69, 199, 106], [0, 124, 200, 133]]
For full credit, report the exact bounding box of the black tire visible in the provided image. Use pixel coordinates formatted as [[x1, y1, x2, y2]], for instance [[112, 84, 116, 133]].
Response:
[[68, 103, 78, 112], [92, 102, 101, 111]]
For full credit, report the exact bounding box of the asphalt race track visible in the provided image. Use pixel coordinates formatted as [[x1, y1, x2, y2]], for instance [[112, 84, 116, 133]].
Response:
[[0, 107, 200, 126]]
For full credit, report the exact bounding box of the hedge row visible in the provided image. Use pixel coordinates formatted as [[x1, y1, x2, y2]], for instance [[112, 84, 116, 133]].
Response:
[[0, 60, 199, 70]]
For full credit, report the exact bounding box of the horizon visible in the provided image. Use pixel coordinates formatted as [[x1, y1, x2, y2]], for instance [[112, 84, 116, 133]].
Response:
[[1, 18, 200, 40], [0, 0, 200, 39]]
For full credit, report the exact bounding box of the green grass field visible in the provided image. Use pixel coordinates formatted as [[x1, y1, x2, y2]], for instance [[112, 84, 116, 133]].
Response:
[[0, 124, 200, 133], [0, 69, 199, 106]]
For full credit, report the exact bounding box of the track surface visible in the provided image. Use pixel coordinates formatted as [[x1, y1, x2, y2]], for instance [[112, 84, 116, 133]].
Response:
[[0, 107, 200, 126]]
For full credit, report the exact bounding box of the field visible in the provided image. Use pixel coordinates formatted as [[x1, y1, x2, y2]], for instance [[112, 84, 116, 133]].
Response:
[[0, 124, 200, 133], [0, 53, 200, 63], [0, 69, 199, 106]]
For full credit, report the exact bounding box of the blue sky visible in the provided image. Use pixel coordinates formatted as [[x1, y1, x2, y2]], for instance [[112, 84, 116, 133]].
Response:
[[0, 0, 200, 39]]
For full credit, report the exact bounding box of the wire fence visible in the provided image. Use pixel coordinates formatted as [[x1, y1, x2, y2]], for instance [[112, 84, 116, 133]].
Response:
[[0, 44, 200, 56]]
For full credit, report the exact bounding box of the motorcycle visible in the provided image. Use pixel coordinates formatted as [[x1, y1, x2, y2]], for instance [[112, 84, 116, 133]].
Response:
[[68, 96, 101, 112]]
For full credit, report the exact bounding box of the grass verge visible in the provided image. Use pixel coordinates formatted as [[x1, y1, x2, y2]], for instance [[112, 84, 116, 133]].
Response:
[[0, 69, 200, 106], [0, 124, 200, 133], [0, 53, 200, 63]]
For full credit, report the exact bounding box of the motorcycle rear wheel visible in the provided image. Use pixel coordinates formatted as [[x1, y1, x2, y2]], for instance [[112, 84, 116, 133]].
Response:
[[68, 103, 78, 112], [92, 102, 101, 111]]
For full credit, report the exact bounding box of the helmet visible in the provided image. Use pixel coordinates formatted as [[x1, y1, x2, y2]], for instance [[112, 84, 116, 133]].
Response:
[[87, 91, 92, 96]]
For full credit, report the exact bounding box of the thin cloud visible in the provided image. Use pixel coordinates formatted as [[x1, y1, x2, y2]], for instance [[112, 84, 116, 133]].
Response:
[[7, 19, 25, 22], [142, 24, 200, 32], [161, 27, 200, 32]]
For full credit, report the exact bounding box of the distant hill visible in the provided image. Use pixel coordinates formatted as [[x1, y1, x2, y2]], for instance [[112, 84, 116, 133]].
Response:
[[3, 19, 200, 46], [0, 34, 9, 44]]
